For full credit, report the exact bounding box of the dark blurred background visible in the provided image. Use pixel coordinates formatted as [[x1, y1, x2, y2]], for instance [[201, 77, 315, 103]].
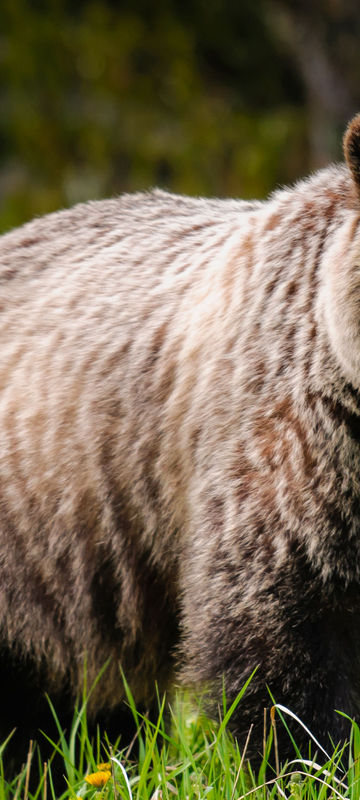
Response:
[[1, 0, 360, 233]]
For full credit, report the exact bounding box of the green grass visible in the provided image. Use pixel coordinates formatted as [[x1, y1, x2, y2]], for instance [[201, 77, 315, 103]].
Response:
[[0, 679, 359, 800]]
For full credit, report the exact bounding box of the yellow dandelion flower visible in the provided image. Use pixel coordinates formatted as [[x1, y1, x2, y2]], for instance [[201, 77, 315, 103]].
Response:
[[96, 762, 111, 771], [85, 770, 111, 788]]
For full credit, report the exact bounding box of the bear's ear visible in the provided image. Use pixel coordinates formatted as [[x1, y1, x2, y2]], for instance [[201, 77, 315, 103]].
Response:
[[344, 114, 360, 195]]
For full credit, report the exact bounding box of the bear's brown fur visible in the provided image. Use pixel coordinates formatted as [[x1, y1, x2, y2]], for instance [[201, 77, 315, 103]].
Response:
[[2, 117, 360, 761]]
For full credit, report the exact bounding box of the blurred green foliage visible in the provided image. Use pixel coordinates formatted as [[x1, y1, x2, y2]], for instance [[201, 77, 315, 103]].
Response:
[[0, 0, 313, 232]]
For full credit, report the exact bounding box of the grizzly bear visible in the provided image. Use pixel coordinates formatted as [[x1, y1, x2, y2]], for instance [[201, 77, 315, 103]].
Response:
[[1, 115, 360, 764]]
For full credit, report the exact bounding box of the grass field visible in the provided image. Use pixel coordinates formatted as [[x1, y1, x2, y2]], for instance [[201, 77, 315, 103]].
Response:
[[1, 676, 359, 800]]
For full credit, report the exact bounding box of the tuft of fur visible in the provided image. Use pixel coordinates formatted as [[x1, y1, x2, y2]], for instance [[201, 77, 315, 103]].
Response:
[[2, 117, 360, 760]]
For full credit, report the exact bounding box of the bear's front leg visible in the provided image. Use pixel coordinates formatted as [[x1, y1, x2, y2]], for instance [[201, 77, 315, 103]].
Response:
[[179, 535, 360, 762]]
